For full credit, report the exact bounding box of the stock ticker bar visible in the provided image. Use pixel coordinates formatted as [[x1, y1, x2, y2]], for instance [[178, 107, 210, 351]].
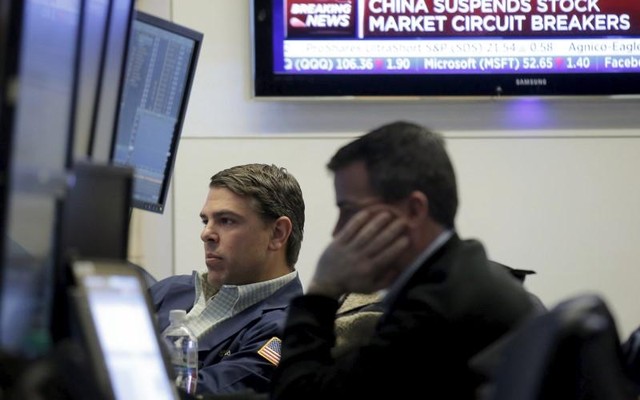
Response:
[[282, 38, 640, 73]]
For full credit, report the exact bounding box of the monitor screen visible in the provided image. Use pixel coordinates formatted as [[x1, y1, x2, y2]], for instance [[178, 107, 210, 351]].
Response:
[[90, 0, 135, 162], [0, 0, 82, 356], [72, 0, 112, 163], [60, 162, 133, 262], [51, 161, 134, 344], [70, 259, 180, 400], [111, 11, 202, 214], [252, 0, 640, 98]]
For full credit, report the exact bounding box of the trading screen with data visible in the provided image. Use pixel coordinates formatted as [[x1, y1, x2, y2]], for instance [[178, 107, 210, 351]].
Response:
[[112, 12, 201, 213]]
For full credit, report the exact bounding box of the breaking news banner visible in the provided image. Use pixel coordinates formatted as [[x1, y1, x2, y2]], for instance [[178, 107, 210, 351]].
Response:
[[285, 0, 640, 39], [286, 0, 358, 38]]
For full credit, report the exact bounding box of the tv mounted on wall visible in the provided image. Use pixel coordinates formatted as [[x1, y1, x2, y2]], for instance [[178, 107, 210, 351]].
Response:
[[252, 0, 640, 99]]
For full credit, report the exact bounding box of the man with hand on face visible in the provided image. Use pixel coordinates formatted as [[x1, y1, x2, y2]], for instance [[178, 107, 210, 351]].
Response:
[[270, 121, 538, 400], [150, 163, 305, 396]]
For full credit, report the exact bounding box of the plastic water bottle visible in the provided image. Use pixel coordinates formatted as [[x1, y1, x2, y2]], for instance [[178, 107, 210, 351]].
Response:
[[162, 309, 198, 395]]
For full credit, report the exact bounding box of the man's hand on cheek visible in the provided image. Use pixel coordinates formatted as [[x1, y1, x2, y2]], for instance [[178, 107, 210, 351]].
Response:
[[308, 208, 410, 298]]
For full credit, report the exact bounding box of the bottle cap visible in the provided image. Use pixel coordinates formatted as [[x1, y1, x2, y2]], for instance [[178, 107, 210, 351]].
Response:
[[169, 309, 187, 324]]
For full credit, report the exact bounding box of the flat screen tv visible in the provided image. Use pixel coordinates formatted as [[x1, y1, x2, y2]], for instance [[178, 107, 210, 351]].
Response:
[[252, 0, 640, 98], [111, 11, 203, 213]]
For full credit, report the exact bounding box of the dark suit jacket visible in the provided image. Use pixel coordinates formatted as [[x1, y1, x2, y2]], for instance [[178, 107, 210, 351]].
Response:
[[150, 272, 303, 395], [622, 325, 640, 394], [271, 235, 538, 400]]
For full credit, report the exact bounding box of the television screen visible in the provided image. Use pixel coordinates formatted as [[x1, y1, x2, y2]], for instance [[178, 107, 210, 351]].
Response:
[[111, 11, 203, 214], [252, 0, 640, 98]]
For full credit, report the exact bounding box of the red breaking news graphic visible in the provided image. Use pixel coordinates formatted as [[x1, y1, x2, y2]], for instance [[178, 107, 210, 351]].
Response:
[[285, 0, 357, 38]]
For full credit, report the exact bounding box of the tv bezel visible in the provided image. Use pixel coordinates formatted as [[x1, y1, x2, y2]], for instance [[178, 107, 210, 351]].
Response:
[[251, 0, 640, 99], [111, 11, 202, 214]]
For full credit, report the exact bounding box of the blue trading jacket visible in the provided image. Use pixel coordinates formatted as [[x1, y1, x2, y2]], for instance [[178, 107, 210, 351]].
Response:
[[150, 272, 303, 395]]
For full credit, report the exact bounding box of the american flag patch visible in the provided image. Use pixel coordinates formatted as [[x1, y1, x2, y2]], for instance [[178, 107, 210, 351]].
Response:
[[257, 336, 281, 366]]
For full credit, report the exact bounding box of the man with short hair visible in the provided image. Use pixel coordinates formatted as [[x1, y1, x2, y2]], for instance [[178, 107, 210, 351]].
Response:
[[271, 121, 538, 400], [151, 163, 305, 395]]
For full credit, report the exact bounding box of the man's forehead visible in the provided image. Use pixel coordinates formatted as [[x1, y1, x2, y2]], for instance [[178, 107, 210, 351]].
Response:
[[334, 161, 373, 197], [202, 187, 254, 213]]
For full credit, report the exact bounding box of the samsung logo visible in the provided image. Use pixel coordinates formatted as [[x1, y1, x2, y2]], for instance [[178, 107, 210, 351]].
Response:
[[515, 78, 547, 86]]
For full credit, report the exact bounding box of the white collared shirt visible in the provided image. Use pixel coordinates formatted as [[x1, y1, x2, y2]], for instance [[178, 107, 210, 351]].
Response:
[[185, 270, 297, 339]]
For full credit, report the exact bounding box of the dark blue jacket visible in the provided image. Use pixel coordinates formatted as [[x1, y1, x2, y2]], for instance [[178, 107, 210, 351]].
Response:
[[150, 272, 303, 395]]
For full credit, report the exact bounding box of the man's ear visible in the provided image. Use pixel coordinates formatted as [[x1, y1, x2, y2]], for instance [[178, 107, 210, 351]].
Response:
[[406, 190, 429, 222], [269, 216, 292, 251]]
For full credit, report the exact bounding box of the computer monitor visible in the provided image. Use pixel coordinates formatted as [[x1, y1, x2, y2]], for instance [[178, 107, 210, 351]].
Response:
[[69, 259, 181, 400], [1, 0, 138, 358], [0, 0, 82, 356], [111, 11, 203, 214], [50, 161, 134, 348], [0, 0, 18, 252], [72, 0, 112, 163], [60, 162, 134, 262], [90, 0, 135, 163]]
